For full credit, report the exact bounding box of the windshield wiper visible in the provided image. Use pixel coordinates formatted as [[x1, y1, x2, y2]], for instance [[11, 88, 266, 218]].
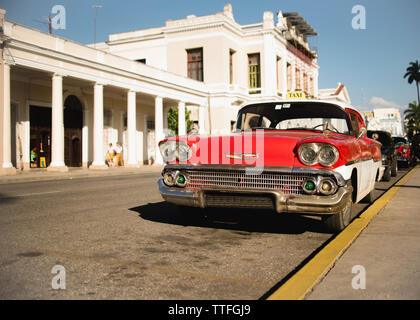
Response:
[[285, 127, 322, 132]]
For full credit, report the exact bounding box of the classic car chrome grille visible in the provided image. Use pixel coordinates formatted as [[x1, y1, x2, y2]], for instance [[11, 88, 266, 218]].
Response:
[[184, 169, 325, 195], [205, 192, 274, 209]]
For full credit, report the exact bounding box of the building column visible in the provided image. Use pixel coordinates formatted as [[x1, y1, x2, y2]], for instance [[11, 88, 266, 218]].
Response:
[[154, 96, 164, 164], [90, 83, 107, 169], [47, 73, 68, 172], [0, 62, 16, 175], [178, 101, 186, 136], [82, 108, 89, 168], [126, 90, 138, 167], [313, 69, 319, 98], [199, 106, 205, 134], [263, 33, 276, 96]]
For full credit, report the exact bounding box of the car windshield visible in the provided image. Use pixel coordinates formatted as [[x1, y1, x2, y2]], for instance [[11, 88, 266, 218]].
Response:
[[393, 137, 407, 146], [236, 102, 352, 135]]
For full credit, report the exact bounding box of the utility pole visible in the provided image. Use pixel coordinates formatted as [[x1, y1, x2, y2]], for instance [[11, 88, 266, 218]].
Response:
[[92, 5, 102, 48]]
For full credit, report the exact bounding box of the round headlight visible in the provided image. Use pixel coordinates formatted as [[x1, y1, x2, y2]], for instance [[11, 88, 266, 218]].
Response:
[[319, 178, 337, 195], [163, 171, 175, 186], [176, 141, 192, 162], [318, 145, 339, 167], [302, 178, 317, 194], [159, 141, 177, 162], [159, 140, 192, 162], [298, 143, 319, 166], [175, 172, 188, 187]]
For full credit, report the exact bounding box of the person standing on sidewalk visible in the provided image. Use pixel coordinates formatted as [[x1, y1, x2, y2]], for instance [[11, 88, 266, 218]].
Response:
[[106, 143, 115, 167], [114, 142, 124, 167]]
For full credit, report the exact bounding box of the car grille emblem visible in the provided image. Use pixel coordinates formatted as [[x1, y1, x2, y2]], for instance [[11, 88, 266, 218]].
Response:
[[225, 153, 259, 160]]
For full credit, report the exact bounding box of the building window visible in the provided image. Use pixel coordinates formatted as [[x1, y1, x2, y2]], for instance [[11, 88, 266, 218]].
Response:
[[287, 62, 292, 91], [295, 67, 301, 90], [229, 49, 235, 85], [248, 53, 261, 93], [310, 77, 314, 96], [187, 48, 203, 81], [303, 72, 308, 94], [104, 108, 113, 128]]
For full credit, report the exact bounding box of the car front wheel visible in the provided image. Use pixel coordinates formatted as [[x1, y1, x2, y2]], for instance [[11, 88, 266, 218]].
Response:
[[391, 159, 398, 177], [322, 197, 353, 233], [383, 165, 391, 181]]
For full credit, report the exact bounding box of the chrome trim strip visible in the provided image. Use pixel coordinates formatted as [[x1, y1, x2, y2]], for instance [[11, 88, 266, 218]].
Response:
[[345, 157, 374, 166], [162, 164, 346, 187], [158, 178, 353, 216]]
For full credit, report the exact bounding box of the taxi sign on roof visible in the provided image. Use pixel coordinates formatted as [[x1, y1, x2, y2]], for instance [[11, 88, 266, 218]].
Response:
[[286, 91, 306, 99]]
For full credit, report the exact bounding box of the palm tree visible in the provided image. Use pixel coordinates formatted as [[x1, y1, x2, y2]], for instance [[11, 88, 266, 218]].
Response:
[[404, 60, 420, 106], [404, 101, 420, 135]]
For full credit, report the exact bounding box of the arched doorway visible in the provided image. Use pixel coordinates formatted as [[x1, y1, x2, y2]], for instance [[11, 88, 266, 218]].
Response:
[[64, 95, 83, 167]]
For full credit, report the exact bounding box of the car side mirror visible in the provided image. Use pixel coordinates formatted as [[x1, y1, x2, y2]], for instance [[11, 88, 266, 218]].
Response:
[[357, 127, 367, 140]]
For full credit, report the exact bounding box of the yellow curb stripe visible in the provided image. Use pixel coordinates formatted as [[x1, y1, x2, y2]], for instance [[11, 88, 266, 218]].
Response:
[[267, 165, 419, 300]]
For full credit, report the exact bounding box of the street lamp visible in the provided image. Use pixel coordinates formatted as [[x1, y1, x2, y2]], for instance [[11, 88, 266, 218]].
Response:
[[92, 5, 102, 48]]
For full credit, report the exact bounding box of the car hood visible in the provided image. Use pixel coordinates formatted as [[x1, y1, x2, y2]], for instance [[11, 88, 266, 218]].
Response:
[[172, 130, 351, 167]]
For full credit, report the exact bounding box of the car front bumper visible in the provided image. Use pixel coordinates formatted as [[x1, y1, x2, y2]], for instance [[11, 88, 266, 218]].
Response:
[[158, 178, 353, 216]]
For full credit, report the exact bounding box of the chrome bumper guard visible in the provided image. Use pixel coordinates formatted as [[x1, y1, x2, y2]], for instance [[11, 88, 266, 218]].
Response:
[[158, 178, 353, 216]]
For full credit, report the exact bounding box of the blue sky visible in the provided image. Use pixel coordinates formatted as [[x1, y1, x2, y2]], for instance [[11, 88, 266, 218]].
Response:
[[1, 0, 419, 112]]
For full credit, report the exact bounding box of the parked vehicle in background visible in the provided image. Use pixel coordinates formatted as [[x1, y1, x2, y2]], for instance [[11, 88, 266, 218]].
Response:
[[393, 136, 413, 168], [158, 99, 382, 232], [412, 133, 420, 164], [367, 130, 397, 181]]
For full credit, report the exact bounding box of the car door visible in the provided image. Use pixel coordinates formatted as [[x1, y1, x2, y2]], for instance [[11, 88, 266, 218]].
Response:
[[356, 113, 376, 195], [347, 110, 372, 201]]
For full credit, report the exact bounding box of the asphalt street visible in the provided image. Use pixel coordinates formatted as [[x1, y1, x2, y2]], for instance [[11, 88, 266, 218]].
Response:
[[0, 167, 410, 299]]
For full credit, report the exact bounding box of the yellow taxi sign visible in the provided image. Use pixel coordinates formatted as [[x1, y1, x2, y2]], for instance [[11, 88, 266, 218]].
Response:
[[286, 91, 306, 99]]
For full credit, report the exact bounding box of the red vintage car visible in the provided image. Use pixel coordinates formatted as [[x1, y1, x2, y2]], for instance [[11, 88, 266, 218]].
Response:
[[157, 100, 382, 232], [392, 136, 413, 167]]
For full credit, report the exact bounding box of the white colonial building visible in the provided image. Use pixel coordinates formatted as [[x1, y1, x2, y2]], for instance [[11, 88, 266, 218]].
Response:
[[0, 4, 320, 175], [364, 108, 404, 136]]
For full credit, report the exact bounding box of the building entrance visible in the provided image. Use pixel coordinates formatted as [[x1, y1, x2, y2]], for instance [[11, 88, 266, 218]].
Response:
[[30, 106, 52, 168], [64, 95, 83, 167], [29, 95, 83, 168]]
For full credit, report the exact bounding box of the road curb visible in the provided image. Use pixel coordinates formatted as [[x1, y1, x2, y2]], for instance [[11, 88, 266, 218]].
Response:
[[0, 167, 163, 185], [266, 165, 419, 300]]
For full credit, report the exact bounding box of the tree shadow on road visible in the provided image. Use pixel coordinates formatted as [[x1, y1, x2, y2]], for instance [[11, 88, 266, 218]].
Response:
[[129, 201, 332, 235]]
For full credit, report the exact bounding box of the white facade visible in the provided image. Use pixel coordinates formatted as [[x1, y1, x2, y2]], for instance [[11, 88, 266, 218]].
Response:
[[365, 108, 404, 136], [318, 83, 351, 104], [96, 4, 320, 135], [0, 4, 320, 175]]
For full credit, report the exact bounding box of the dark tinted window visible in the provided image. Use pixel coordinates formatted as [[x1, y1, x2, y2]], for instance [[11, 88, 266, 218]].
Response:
[[236, 102, 351, 134]]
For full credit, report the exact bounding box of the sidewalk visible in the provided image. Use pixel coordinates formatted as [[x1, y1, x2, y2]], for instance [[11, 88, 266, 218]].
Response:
[[0, 165, 164, 185], [306, 165, 420, 299]]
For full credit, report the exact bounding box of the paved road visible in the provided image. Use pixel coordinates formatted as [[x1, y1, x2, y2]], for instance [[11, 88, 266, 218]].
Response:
[[0, 168, 410, 299]]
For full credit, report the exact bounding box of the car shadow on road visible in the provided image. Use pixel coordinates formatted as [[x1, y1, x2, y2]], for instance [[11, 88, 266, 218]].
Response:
[[0, 193, 18, 204], [130, 201, 332, 235]]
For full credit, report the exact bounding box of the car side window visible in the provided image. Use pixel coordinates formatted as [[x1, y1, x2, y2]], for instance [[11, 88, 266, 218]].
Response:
[[356, 115, 366, 138], [349, 112, 359, 137]]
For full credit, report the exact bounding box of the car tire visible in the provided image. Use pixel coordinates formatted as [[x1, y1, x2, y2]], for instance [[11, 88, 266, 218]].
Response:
[[361, 188, 375, 204], [391, 159, 397, 177], [383, 166, 391, 181], [322, 197, 353, 233]]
